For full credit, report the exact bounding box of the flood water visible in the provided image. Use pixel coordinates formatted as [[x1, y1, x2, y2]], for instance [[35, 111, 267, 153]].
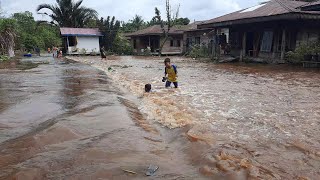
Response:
[[70, 56, 320, 179], [0, 56, 200, 179]]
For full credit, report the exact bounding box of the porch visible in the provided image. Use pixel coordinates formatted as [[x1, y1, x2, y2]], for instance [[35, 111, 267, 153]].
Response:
[[223, 20, 320, 63]]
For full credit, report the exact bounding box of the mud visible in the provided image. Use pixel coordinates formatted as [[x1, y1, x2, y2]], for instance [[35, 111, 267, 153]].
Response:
[[69, 55, 320, 179]]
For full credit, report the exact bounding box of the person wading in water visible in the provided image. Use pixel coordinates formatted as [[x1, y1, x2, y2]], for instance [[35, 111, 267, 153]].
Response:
[[100, 46, 106, 60]]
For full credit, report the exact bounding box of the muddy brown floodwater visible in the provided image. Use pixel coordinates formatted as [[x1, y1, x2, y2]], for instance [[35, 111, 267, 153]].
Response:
[[1, 55, 320, 180], [68, 56, 320, 180], [0, 56, 200, 180]]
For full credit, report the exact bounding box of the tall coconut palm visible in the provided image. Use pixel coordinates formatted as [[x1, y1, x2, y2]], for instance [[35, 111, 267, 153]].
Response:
[[37, 0, 98, 27], [130, 15, 144, 31]]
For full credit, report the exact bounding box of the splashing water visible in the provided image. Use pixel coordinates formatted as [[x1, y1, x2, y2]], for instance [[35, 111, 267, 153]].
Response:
[[70, 56, 320, 179]]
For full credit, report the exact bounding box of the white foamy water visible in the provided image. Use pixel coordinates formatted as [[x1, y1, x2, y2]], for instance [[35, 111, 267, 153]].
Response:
[[70, 56, 320, 179]]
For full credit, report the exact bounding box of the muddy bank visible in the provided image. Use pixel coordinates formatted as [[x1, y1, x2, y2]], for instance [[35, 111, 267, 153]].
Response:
[[69, 55, 320, 179]]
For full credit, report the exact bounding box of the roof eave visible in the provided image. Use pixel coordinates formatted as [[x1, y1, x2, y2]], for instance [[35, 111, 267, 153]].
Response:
[[127, 32, 183, 37], [198, 13, 320, 28], [61, 34, 103, 37]]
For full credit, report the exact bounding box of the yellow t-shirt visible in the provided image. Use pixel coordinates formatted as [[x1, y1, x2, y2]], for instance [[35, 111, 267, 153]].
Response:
[[165, 65, 177, 82]]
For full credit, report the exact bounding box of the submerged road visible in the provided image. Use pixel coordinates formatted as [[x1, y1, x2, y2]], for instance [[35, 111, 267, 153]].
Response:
[[0, 56, 200, 180]]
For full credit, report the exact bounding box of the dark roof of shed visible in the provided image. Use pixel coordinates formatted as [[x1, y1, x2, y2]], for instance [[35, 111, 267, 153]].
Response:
[[184, 21, 214, 32], [126, 25, 187, 37], [200, 0, 320, 27], [60, 28, 102, 36]]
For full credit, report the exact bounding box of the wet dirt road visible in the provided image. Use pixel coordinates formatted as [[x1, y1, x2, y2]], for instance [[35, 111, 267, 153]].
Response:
[[70, 56, 320, 180], [0, 56, 200, 180]]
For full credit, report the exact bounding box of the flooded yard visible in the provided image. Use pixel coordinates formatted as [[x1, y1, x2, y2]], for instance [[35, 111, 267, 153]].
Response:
[[0, 55, 319, 179], [69, 56, 320, 179]]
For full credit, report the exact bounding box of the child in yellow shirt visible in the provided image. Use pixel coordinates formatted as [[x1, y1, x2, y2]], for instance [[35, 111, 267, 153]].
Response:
[[164, 58, 178, 88]]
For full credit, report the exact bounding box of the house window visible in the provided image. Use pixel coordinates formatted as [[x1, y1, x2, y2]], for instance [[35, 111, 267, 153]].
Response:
[[186, 38, 191, 48], [67, 36, 77, 47], [170, 40, 174, 47], [177, 40, 181, 47], [260, 31, 273, 52], [195, 37, 201, 45], [170, 39, 181, 47]]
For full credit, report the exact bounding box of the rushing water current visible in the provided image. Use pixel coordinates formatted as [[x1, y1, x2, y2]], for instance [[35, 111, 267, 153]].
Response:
[[0, 55, 319, 179]]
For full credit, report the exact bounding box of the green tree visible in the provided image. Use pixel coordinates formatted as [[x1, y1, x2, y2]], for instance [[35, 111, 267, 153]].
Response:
[[112, 34, 133, 55], [153, 0, 180, 56], [37, 24, 62, 49], [12, 11, 61, 51], [130, 15, 144, 31], [120, 15, 147, 33], [175, 17, 190, 25], [99, 16, 121, 51], [37, 0, 98, 27]]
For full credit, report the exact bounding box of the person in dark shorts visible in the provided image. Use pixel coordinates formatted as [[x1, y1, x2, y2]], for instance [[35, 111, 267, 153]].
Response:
[[100, 46, 106, 60], [163, 58, 178, 88]]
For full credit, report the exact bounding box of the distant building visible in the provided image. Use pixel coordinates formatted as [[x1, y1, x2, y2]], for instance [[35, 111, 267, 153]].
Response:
[[60, 28, 102, 55], [126, 25, 186, 55], [183, 21, 214, 53], [198, 0, 320, 63]]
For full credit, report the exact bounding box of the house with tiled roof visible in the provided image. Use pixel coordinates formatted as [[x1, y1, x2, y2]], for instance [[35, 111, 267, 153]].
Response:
[[182, 21, 216, 53], [198, 0, 320, 63], [60, 28, 103, 55], [126, 24, 193, 55]]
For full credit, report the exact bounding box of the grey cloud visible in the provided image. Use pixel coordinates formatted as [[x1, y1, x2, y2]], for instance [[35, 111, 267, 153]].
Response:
[[2, 0, 262, 22]]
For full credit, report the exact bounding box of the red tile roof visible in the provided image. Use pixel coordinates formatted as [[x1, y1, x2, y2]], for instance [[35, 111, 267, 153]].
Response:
[[200, 0, 320, 27], [60, 28, 102, 36]]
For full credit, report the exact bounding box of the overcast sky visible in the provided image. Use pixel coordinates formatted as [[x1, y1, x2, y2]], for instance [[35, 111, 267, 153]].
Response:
[[1, 0, 265, 22]]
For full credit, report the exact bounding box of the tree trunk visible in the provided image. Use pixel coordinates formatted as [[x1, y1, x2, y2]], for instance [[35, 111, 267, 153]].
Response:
[[159, 35, 169, 56], [8, 46, 15, 57]]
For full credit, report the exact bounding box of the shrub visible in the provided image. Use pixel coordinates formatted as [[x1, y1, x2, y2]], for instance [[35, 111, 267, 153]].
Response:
[[143, 48, 151, 56], [80, 48, 87, 55], [188, 44, 209, 59], [0, 55, 10, 61], [112, 34, 133, 55], [286, 41, 320, 63], [90, 48, 98, 56]]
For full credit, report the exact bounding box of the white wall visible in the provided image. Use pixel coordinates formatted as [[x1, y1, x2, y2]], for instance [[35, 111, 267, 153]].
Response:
[[76, 36, 100, 53]]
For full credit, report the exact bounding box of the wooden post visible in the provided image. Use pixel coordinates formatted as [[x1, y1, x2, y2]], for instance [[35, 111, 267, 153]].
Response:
[[240, 32, 246, 62], [149, 36, 151, 47], [272, 30, 278, 59], [280, 29, 286, 61], [212, 31, 217, 60], [66, 36, 69, 54]]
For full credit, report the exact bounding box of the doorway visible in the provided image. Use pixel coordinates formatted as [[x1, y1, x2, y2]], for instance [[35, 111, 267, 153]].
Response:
[[246, 32, 254, 56]]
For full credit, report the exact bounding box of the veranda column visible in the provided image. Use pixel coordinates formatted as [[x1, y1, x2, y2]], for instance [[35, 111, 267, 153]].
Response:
[[280, 29, 286, 61], [240, 32, 246, 62]]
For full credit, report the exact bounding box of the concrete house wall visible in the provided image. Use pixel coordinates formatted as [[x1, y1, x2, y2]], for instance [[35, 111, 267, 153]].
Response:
[[162, 36, 183, 54], [183, 30, 212, 53], [75, 37, 100, 54], [131, 35, 183, 55]]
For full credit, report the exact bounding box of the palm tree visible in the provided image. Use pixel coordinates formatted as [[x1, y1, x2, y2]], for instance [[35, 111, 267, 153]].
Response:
[[130, 15, 144, 31], [37, 0, 98, 28]]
